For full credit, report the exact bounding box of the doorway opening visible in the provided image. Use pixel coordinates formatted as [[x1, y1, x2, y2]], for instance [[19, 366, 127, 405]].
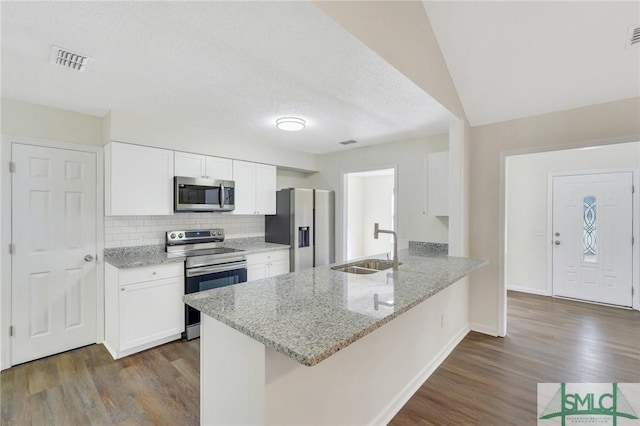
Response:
[[503, 142, 640, 331], [343, 168, 396, 261]]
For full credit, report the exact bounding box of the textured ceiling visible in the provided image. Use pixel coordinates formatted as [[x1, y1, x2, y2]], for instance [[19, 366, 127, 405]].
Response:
[[1, 1, 454, 154], [423, 1, 640, 126]]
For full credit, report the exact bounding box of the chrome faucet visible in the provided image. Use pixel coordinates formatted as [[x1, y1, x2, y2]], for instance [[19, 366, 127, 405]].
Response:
[[374, 223, 398, 270]]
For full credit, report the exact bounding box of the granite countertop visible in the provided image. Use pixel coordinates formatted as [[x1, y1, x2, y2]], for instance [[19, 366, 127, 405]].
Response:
[[183, 247, 487, 367], [104, 245, 185, 269], [224, 237, 290, 253], [104, 238, 290, 269]]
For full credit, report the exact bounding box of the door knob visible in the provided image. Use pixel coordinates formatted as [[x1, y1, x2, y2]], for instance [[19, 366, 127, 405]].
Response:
[[554, 241, 561, 245], [84, 254, 94, 262], [555, 232, 560, 237]]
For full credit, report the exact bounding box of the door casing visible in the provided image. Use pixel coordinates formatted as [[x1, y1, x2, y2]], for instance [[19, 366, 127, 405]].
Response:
[[1, 136, 104, 370], [546, 168, 639, 309]]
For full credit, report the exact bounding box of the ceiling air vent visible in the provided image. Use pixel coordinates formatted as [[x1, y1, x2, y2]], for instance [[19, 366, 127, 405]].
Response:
[[339, 139, 357, 146], [628, 25, 640, 48], [50, 46, 90, 72]]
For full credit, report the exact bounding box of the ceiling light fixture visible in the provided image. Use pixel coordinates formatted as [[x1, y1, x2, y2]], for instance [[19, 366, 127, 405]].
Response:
[[276, 117, 306, 131]]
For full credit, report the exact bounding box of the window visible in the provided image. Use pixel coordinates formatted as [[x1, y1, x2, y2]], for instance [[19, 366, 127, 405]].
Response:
[[583, 196, 597, 262]]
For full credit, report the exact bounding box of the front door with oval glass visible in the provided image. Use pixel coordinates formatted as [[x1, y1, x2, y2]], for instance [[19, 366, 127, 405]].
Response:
[[552, 172, 633, 307]]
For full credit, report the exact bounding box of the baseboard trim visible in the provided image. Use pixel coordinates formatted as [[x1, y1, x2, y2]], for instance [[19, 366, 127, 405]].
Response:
[[102, 341, 118, 360], [371, 325, 470, 425], [507, 286, 551, 296], [470, 322, 499, 337]]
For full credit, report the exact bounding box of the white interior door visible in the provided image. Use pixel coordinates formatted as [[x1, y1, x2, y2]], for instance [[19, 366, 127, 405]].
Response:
[[11, 144, 97, 365], [552, 172, 633, 306]]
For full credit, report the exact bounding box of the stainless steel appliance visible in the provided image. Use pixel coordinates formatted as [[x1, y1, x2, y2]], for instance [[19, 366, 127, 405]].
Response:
[[265, 188, 335, 272], [174, 176, 235, 212], [167, 229, 247, 340]]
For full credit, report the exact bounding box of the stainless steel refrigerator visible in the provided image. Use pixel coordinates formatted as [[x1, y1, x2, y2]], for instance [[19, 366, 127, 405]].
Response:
[[265, 188, 335, 272]]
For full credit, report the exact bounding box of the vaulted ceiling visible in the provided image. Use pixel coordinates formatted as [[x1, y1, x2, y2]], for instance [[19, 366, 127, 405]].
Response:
[[423, 1, 640, 126]]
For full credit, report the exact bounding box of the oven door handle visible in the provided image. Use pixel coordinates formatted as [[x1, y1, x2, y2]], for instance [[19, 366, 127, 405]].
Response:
[[186, 262, 247, 277]]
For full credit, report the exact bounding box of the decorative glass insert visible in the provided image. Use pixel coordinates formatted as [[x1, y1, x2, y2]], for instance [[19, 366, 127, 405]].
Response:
[[583, 195, 597, 262]]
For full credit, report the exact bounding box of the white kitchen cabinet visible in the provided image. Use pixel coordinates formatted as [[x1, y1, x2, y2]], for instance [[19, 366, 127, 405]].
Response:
[[232, 160, 276, 215], [104, 262, 184, 359], [427, 151, 449, 216], [174, 151, 233, 180], [255, 163, 277, 214], [205, 156, 233, 180], [246, 249, 290, 282], [105, 142, 174, 216]]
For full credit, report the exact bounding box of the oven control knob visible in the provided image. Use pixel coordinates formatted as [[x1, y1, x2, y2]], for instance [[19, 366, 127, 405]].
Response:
[[178, 233, 184, 238], [169, 233, 176, 239]]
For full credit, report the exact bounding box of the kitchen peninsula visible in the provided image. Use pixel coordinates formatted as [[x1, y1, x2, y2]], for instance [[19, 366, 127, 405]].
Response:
[[184, 244, 487, 425]]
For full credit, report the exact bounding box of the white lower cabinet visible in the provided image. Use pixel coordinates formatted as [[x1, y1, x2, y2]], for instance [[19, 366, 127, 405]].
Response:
[[246, 249, 290, 282], [105, 262, 185, 359]]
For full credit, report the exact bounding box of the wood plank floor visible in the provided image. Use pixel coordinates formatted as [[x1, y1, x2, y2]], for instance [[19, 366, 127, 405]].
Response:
[[1, 292, 638, 425], [390, 292, 640, 425], [1, 339, 201, 425]]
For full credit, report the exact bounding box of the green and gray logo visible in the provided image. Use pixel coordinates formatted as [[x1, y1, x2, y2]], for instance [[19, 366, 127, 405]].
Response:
[[538, 383, 639, 425]]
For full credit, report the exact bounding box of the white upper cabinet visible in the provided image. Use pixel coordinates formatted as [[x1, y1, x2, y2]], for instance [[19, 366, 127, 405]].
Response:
[[174, 151, 232, 180], [105, 142, 174, 216], [232, 160, 257, 214], [427, 151, 449, 216], [174, 151, 206, 178], [232, 160, 276, 215], [255, 163, 277, 214], [205, 156, 233, 180]]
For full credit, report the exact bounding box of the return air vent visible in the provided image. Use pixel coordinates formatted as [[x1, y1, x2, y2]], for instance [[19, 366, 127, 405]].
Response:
[[50, 46, 90, 71], [628, 25, 640, 48], [339, 139, 357, 146]]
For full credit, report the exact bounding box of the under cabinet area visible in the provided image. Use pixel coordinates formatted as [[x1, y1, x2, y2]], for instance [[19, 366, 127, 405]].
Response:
[[232, 160, 277, 215], [174, 151, 233, 180], [246, 249, 290, 281], [104, 262, 185, 359], [105, 142, 174, 216]]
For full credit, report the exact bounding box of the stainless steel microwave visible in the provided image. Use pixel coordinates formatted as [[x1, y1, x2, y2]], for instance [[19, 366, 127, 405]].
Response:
[[174, 176, 235, 212]]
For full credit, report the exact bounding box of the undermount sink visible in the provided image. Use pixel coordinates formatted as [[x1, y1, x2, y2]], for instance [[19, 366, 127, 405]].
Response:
[[331, 259, 401, 274], [332, 266, 378, 275]]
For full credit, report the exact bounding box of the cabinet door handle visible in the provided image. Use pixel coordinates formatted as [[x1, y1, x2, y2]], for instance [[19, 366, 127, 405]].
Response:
[[121, 288, 125, 291]]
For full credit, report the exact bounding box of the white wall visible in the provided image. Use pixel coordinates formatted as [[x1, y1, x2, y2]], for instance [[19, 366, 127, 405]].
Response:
[[470, 97, 640, 335], [346, 175, 364, 259], [505, 142, 640, 295], [105, 110, 319, 172], [276, 169, 313, 190], [362, 174, 394, 256], [308, 134, 449, 262], [1, 98, 103, 146]]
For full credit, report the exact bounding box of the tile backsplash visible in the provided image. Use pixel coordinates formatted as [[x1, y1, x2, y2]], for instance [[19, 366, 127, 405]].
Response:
[[104, 214, 265, 248]]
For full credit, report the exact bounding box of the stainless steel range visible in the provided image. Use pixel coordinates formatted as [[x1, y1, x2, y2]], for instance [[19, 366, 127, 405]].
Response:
[[167, 229, 247, 340]]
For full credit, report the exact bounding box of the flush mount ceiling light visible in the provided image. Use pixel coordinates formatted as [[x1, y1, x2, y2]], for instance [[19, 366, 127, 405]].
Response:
[[276, 117, 306, 131]]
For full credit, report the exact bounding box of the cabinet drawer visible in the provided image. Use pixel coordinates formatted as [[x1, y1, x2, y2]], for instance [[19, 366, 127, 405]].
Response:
[[119, 262, 184, 285], [246, 249, 289, 266]]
